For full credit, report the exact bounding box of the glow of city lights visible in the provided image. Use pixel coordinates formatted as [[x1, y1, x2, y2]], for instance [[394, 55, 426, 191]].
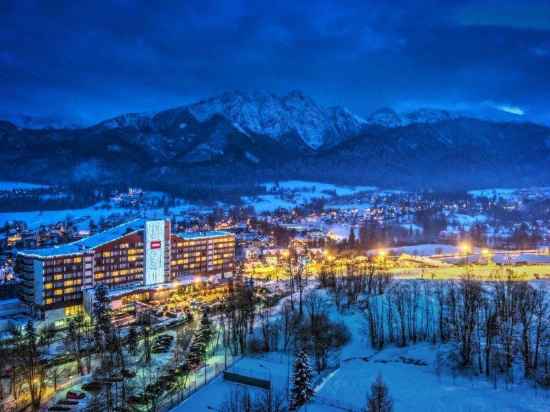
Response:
[[459, 242, 471, 254]]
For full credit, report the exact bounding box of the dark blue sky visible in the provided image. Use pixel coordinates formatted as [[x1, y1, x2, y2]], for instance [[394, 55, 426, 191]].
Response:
[[1, 0, 550, 125]]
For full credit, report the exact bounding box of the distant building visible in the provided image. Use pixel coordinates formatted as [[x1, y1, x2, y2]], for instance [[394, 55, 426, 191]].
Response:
[[16, 219, 235, 322]]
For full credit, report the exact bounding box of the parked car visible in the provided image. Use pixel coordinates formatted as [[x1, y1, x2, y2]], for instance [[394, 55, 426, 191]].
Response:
[[66, 390, 86, 400]]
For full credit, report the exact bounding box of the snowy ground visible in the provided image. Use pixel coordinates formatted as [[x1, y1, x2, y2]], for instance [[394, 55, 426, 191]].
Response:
[[243, 181, 378, 212], [262, 181, 377, 196], [468, 187, 550, 201], [241, 194, 297, 213], [168, 280, 550, 411], [468, 188, 518, 200], [371, 243, 465, 257], [306, 295, 550, 412], [309, 341, 550, 412], [0, 181, 49, 190], [0, 201, 197, 229], [171, 352, 292, 412]]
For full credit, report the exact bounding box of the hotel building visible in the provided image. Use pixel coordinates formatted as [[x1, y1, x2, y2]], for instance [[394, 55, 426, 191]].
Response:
[[171, 231, 235, 279], [16, 219, 235, 321]]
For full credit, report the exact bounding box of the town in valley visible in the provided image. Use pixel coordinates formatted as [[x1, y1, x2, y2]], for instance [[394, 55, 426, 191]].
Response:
[[1, 1, 550, 411]]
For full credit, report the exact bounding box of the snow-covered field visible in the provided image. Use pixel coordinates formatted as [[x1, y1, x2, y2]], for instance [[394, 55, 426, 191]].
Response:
[[242, 180, 378, 212], [372, 243, 465, 257], [0, 201, 196, 229], [171, 352, 292, 412], [262, 180, 377, 196], [173, 281, 550, 412], [309, 341, 550, 412], [328, 202, 373, 210], [306, 294, 550, 412], [0, 181, 49, 190], [241, 195, 297, 213], [468, 187, 550, 201], [468, 188, 518, 199]]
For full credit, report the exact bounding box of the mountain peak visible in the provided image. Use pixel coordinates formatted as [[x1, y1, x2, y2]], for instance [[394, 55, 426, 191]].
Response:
[[402, 108, 455, 124], [187, 90, 363, 149], [368, 107, 402, 127]]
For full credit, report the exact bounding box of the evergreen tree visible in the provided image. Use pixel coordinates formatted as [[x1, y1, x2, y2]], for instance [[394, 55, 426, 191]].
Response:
[[359, 224, 368, 248], [140, 312, 153, 364], [187, 310, 213, 368], [93, 284, 115, 372], [187, 328, 206, 368], [93, 284, 112, 337], [290, 349, 314, 410], [348, 227, 356, 248], [127, 326, 138, 356], [199, 309, 213, 346], [366, 374, 393, 412]]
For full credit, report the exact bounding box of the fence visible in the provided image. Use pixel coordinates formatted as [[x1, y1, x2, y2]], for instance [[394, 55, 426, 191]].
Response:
[[158, 354, 242, 412], [223, 368, 271, 390]]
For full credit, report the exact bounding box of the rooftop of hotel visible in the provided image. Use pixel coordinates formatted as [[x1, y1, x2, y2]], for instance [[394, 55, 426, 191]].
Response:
[[18, 219, 146, 258], [175, 230, 234, 240], [17, 221, 234, 258]]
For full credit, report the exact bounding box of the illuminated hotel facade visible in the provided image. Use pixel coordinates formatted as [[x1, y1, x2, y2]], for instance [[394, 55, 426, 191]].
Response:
[[16, 219, 235, 321]]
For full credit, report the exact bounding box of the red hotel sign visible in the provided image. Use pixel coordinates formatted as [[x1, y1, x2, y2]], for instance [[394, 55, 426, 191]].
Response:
[[150, 240, 162, 249]]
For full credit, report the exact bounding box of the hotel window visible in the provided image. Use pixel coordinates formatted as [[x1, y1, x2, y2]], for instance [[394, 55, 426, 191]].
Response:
[[64, 305, 81, 316], [54, 289, 63, 296]]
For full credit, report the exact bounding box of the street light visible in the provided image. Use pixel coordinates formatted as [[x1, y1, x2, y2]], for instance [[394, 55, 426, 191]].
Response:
[[481, 248, 492, 265], [459, 242, 472, 265], [459, 242, 471, 255]]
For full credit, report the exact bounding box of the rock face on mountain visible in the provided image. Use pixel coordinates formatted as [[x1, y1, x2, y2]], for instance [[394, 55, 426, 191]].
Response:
[[1, 91, 549, 190], [185, 90, 367, 149]]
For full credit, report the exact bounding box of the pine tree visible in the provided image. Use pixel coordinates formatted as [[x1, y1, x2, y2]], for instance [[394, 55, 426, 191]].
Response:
[[359, 224, 368, 248], [348, 227, 356, 248], [290, 349, 314, 410], [187, 328, 206, 368], [127, 326, 138, 356], [187, 310, 212, 368], [93, 284, 112, 337], [199, 310, 213, 347], [366, 374, 393, 412]]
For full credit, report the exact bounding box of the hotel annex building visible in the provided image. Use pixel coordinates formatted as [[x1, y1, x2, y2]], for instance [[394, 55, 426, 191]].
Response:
[[16, 219, 235, 321]]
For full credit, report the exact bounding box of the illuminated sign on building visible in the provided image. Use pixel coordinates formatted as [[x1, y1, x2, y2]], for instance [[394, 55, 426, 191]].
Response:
[[145, 220, 165, 285]]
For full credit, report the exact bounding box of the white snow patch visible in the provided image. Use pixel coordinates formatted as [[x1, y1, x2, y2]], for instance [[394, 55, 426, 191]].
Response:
[[0, 181, 49, 191]]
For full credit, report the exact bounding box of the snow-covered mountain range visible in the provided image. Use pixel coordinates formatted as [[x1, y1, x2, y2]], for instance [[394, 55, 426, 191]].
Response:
[[5, 90, 537, 150], [97, 90, 368, 149], [1, 90, 549, 189], [94, 90, 523, 150]]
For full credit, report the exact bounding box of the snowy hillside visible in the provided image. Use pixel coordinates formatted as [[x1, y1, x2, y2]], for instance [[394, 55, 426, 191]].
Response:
[[368, 107, 458, 128], [187, 90, 367, 149]]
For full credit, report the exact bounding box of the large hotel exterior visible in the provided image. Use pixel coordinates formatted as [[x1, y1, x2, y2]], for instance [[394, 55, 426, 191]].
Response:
[[16, 219, 235, 321]]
